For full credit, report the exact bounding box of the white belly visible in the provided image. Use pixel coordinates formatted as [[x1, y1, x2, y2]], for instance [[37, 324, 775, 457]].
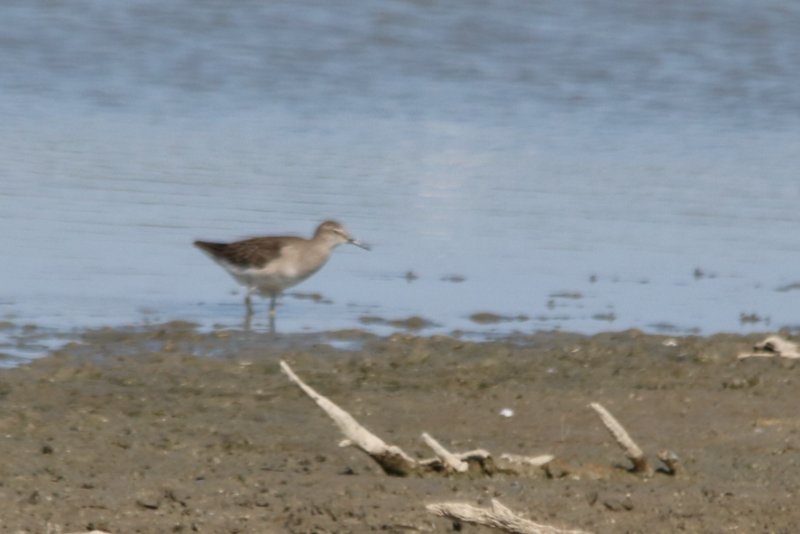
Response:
[[217, 245, 330, 295]]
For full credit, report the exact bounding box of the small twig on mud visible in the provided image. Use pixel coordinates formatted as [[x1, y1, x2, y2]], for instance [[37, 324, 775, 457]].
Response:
[[280, 360, 418, 476], [426, 499, 592, 534], [589, 402, 649, 473]]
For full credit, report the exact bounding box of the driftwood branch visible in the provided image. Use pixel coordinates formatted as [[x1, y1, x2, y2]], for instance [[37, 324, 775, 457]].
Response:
[[282, 360, 558, 477], [282, 360, 564, 479], [421, 432, 469, 473], [499, 453, 555, 468], [427, 499, 592, 534], [589, 402, 648, 473], [280, 360, 418, 476], [738, 335, 800, 359]]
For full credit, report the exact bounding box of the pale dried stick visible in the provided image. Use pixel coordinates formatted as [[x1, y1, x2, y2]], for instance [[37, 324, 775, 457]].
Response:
[[738, 335, 800, 359], [589, 402, 648, 473], [499, 453, 555, 468], [421, 432, 469, 473], [280, 360, 417, 476], [427, 499, 592, 534]]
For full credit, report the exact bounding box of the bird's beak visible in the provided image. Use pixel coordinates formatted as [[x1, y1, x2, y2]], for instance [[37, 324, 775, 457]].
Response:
[[348, 238, 371, 250]]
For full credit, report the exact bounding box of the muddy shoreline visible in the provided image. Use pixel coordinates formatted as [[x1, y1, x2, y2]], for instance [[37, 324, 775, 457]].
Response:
[[0, 323, 797, 533]]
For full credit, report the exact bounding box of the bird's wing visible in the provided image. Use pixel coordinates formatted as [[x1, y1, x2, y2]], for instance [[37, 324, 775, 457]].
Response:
[[197, 237, 297, 269]]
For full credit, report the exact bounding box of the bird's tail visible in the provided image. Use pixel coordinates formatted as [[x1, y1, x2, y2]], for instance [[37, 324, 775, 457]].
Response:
[[193, 240, 228, 256]]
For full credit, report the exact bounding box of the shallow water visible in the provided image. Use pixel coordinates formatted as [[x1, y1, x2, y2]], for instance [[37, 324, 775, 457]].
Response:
[[2, 0, 800, 354]]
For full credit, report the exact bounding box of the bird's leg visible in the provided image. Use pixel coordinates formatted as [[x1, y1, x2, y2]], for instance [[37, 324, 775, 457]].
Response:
[[269, 294, 277, 318], [244, 289, 255, 314], [242, 290, 255, 331], [268, 294, 277, 334]]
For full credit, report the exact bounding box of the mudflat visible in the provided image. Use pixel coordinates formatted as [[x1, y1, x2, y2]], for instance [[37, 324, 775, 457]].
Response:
[[0, 323, 797, 533]]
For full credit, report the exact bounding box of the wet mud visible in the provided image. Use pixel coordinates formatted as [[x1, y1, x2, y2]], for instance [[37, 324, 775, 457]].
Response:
[[0, 323, 798, 533]]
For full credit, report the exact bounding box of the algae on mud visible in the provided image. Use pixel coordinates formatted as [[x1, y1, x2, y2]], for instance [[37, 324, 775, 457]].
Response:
[[0, 323, 798, 533]]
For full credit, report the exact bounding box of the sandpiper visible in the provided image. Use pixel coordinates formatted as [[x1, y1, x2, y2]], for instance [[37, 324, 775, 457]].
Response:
[[194, 220, 369, 318]]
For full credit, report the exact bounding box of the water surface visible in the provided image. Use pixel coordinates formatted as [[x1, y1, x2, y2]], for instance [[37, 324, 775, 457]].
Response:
[[2, 0, 800, 361]]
